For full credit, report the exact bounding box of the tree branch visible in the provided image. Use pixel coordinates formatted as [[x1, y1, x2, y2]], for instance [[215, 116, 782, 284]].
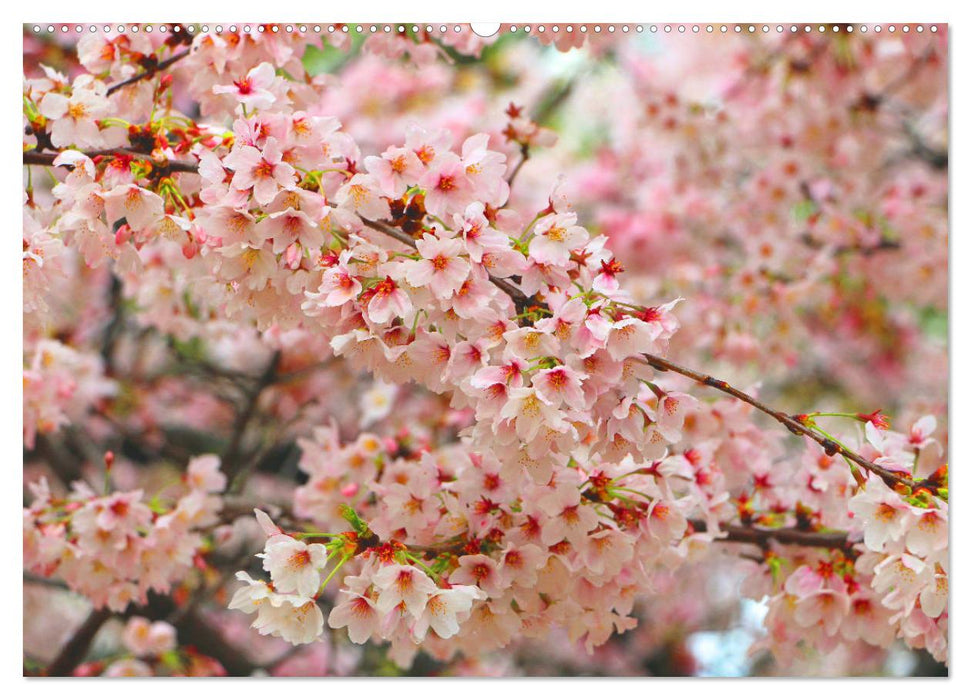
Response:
[[360, 217, 538, 315], [903, 120, 948, 171], [506, 144, 529, 189], [133, 593, 259, 677], [690, 519, 855, 553], [45, 607, 112, 676], [106, 47, 192, 96], [24, 148, 199, 174], [639, 353, 928, 493], [225, 351, 282, 492]]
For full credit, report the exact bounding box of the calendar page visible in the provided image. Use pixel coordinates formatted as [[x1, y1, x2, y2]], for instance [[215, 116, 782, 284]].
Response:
[[22, 22, 948, 678]]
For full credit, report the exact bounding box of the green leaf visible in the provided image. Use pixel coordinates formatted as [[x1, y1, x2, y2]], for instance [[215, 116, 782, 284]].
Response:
[[793, 199, 818, 222], [919, 306, 947, 340]]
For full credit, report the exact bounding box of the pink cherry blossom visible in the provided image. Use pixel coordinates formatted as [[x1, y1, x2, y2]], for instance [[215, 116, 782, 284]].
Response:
[[213, 62, 279, 111], [405, 234, 471, 299]]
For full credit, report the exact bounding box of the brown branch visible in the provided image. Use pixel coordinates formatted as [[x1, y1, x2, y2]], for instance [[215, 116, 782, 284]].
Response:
[[219, 497, 302, 532], [506, 144, 529, 189], [225, 351, 282, 492], [360, 217, 538, 314], [800, 232, 902, 257], [45, 607, 112, 676], [903, 120, 948, 171], [690, 519, 855, 552], [406, 539, 468, 558], [132, 592, 258, 677], [405, 521, 853, 560], [640, 353, 926, 493], [106, 47, 192, 96], [23, 572, 71, 590], [30, 433, 85, 487], [273, 358, 338, 384], [358, 216, 420, 249], [24, 148, 199, 174], [877, 47, 936, 101], [533, 74, 578, 126]]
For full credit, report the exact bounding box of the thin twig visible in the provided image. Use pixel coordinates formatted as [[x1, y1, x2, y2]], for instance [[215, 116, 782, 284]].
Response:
[[106, 47, 192, 96], [274, 358, 339, 384], [639, 353, 925, 492], [360, 217, 538, 314], [506, 144, 529, 189], [23, 572, 70, 590]]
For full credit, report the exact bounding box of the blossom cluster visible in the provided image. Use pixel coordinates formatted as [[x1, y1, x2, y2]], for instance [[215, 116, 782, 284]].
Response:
[[24, 455, 226, 612], [740, 417, 947, 664], [234, 403, 946, 666], [230, 509, 486, 652], [548, 30, 948, 408], [23, 339, 116, 449]]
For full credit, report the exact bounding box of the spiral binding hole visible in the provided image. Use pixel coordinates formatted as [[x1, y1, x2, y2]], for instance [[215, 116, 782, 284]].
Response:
[[25, 23, 941, 37]]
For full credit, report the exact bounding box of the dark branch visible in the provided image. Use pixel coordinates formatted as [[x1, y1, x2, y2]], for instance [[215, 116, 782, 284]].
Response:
[[106, 47, 192, 96], [690, 519, 855, 552], [24, 148, 199, 174], [360, 217, 539, 315], [903, 121, 948, 171], [45, 607, 112, 676], [225, 351, 282, 492], [132, 593, 259, 677], [506, 144, 529, 189], [640, 353, 926, 493]]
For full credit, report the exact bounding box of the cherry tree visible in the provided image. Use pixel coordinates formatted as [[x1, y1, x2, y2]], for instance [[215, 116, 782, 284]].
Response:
[[23, 23, 947, 676]]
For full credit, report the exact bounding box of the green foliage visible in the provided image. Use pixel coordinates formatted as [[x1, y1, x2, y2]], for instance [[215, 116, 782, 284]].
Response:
[[919, 306, 947, 341]]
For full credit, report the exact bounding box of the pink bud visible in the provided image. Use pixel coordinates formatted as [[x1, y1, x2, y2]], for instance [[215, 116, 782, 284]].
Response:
[[254, 508, 283, 537], [285, 242, 301, 269], [182, 241, 198, 259]]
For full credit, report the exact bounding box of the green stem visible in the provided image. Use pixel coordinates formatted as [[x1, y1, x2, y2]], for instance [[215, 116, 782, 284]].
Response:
[[517, 211, 546, 244], [294, 532, 339, 539], [319, 553, 351, 592], [610, 486, 654, 502], [403, 552, 440, 580]]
